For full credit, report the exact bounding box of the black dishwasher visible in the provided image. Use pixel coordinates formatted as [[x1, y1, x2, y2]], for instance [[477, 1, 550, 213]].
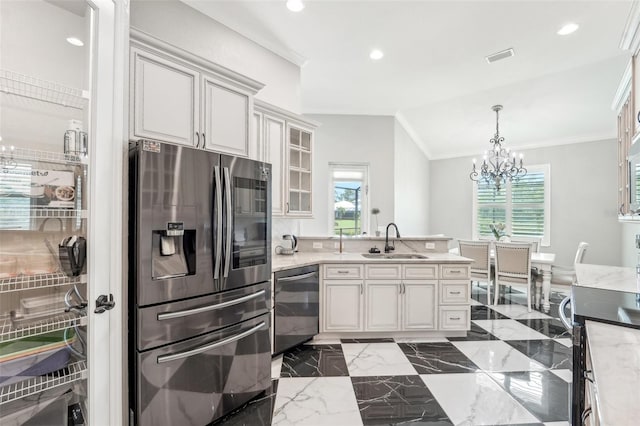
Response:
[[274, 265, 319, 354]]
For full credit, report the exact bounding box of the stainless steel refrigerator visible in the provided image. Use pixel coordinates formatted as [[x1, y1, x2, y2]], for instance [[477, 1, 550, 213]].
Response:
[[128, 140, 272, 426]]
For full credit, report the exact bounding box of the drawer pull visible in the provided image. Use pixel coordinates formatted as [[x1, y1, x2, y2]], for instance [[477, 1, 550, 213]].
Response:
[[337, 270, 349, 274], [450, 317, 461, 320], [448, 270, 462, 274], [450, 291, 461, 295]]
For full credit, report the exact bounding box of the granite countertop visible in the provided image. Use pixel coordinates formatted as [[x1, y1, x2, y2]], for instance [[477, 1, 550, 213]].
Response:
[[575, 264, 637, 293], [272, 252, 472, 273], [586, 320, 640, 425], [297, 235, 453, 241]]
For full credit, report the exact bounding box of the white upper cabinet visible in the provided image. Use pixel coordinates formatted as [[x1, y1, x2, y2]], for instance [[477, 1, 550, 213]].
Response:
[[131, 49, 199, 146], [254, 100, 318, 216], [130, 31, 263, 157], [202, 77, 251, 156]]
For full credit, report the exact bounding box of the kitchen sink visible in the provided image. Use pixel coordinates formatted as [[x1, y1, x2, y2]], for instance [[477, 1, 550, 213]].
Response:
[[361, 253, 427, 260]]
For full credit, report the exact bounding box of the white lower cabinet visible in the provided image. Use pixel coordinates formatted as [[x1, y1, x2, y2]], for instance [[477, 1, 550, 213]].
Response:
[[365, 281, 401, 331], [324, 280, 364, 331], [439, 305, 470, 330], [322, 263, 450, 333], [403, 280, 437, 330]]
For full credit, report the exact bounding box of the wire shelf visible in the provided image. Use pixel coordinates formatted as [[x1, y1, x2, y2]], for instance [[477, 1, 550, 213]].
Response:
[[0, 208, 87, 220], [0, 273, 87, 294], [0, 360, 87, 406], [0, 312, 87, 343], [0, 146, 87, 166], [0, 70, 89, 110]]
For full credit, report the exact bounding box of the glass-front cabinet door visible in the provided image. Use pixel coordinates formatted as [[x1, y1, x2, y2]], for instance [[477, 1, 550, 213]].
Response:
[[0, 0, 124, 424]]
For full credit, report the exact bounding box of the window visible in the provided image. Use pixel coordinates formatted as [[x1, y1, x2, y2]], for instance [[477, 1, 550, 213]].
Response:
[[329, 163, 369, 236], [472, 164, 550, 245]]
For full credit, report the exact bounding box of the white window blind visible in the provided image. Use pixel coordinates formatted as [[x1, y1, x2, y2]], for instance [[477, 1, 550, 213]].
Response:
[[473, 164, 550, 245]]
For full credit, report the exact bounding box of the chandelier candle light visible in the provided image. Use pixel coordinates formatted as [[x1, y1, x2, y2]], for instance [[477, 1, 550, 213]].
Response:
[[470, 105, 527, 191]]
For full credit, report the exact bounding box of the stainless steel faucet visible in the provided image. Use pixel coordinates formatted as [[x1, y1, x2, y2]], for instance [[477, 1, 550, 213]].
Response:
[[384, 223, 400, 253]]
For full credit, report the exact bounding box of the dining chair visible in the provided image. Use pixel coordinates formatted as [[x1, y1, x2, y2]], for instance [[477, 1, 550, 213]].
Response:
[[549, 242, 589, 287], [458, 240, 492, 304], [510, 236, 541, 253], [494, 242, 534, 311]]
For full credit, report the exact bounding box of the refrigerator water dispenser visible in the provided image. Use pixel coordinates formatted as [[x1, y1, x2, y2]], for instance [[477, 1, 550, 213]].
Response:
[[151, 223, 196, 280]]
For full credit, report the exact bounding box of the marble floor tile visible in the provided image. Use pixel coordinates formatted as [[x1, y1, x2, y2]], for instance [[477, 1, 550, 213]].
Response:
[[394, 337, 449, 343], [553, 338, 572, 348], [351, 375, 451, 425], [471, 305, 509, 320], [506, 340, 572, 369], [516, 318, 571, 339], [550, 369, 572, 383], [490, 304, 553, 320], [447, 322, 499, 342], [305, 338, 342, 345], [487, 370, 570, 423], [213, 380, 279, 425], [544, 422, 570, 426], [421, 372, 538, 425], [469, 298, 483, 306], [474, 319, 550, 341], [398, 342, 479, 374], [272, 377, 362, 426], [452, 340, 546, 372], [272, 355, 283, 379], [341, 343, 417, 376], [280, 345, 348, 377]]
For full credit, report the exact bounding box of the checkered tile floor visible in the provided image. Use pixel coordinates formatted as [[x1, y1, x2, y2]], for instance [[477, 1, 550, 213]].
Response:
[[216, 285, 572, 425]]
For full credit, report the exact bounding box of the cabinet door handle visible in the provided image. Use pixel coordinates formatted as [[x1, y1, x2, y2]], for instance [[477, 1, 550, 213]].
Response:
[[202, 133, 206, 149], [195, 132, 200, 148], [401, 282, 405, 294], [360, 283, 363, 294], [286, 202, 290, 213]]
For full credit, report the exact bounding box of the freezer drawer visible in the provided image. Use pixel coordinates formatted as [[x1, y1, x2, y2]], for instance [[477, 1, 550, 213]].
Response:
[[136, 281, 270, 351], [134, 313, 271, 426]]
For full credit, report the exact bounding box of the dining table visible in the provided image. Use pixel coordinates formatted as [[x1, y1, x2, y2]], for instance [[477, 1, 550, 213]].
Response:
[[450, 247, 556, 312]]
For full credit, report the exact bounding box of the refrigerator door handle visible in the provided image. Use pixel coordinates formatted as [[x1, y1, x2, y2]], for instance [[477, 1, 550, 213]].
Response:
[[214, 166, 223, 280], [223, 167, 232, 278], [157, 289, 266, 321], [157, 321, 266, 364]]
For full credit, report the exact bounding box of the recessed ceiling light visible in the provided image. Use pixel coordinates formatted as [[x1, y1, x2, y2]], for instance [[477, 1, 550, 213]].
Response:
[[370, 49, 384, 60], [66, 37, 84, 47], [557, 23, 579, 36], [286, 0, 304, 12]]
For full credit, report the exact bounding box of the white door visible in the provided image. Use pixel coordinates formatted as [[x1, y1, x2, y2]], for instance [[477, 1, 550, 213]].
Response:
[[263, 115, 286, 216], [131, 48, 199, 146], [203, 77, 250, 156], [0, 0, 125, 424], [324, 281, 363, 331], [402, 281, 437, 330], [365, 281, 401, 331]]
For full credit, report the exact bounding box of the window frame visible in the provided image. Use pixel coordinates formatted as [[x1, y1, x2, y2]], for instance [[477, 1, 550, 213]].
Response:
[[472, 163, 551, 246], [328, 162, 370, 236]]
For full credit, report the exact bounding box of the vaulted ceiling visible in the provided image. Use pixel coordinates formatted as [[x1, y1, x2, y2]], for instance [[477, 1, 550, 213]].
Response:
[[183, 0, 632, 159]]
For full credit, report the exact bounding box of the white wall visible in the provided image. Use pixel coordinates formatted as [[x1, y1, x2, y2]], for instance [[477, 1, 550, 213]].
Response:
[[621, 222, 640, 267], [429, 139, 621, 266], [130, 0, 301, 113], [394, 119, 430, 235], [301, 114, 395, 236]]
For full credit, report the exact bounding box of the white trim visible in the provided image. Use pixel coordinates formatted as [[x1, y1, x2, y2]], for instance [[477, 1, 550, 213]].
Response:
[[471, 163, 551, 246], [328, 163, 370, 236], [130, 27, 265, 95], [254, 99, 321, 129], [620, 1, 640, 53], [432, 132, 616, 160], [612, 59, 633, 112]]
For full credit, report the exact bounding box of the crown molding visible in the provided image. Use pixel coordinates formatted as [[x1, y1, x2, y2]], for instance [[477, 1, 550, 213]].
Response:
[[620, 1, 640, 53], [612, 59, 633, 112]]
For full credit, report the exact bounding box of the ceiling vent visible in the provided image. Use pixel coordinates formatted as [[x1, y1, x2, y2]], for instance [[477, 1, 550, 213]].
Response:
[[485, 48, 515, 64]]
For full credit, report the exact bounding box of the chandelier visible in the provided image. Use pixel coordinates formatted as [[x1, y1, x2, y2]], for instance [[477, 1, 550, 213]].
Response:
[[470, 105, 526, 191]]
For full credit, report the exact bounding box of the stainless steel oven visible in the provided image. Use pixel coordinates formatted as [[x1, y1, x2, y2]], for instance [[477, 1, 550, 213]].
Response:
[[129, 141, 272, 426], [274, 265, 319, 354]]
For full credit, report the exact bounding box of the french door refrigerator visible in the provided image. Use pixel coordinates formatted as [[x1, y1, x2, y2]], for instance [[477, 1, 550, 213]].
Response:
[[129, 140, 272, 426]]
